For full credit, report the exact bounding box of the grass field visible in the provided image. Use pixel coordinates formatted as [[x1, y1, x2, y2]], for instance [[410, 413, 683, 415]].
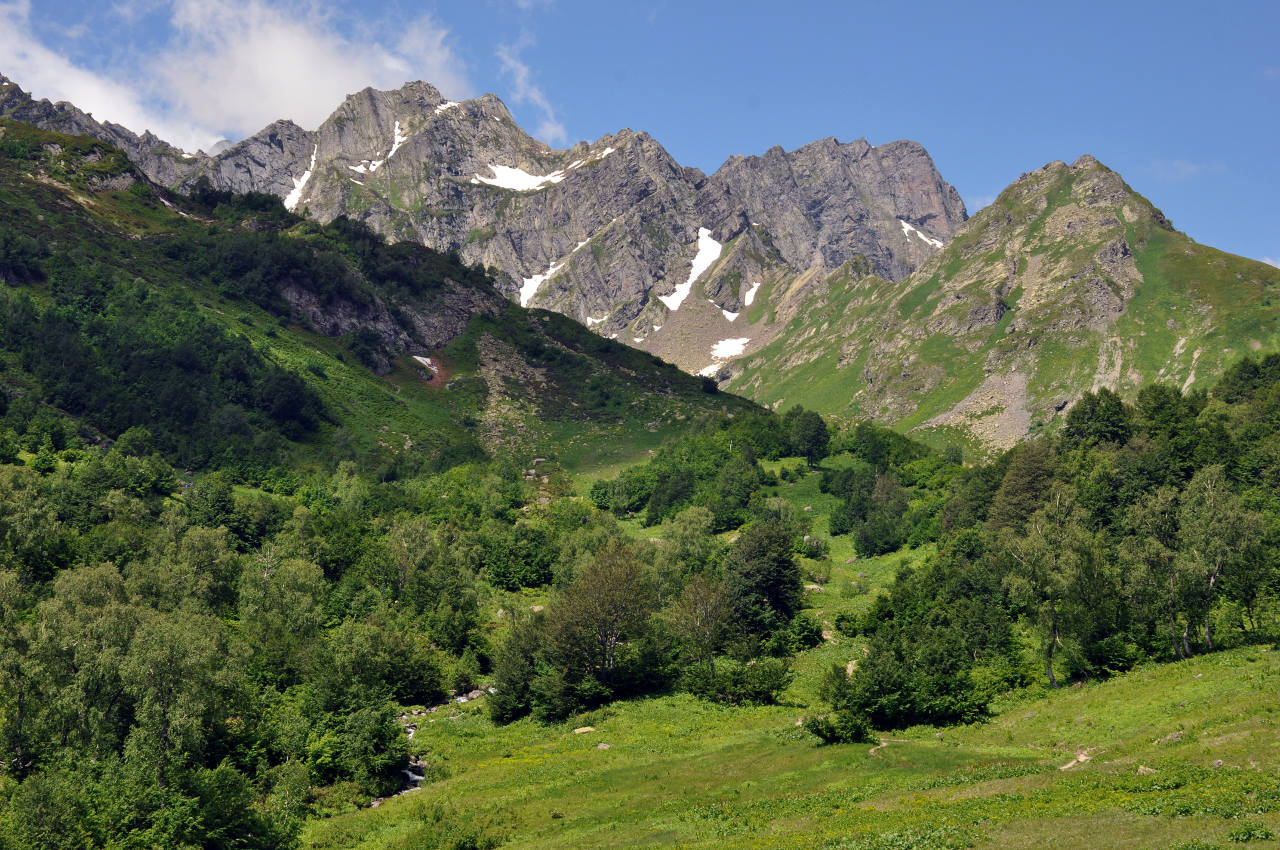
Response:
[[300, 451, 1280, 850], [300, 645, 1280, 850]]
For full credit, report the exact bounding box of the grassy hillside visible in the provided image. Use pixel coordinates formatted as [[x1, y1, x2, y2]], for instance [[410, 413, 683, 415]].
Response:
[[727, 156, 1280, 451], [304, 604, 1279, 849], [0, 118, 754, 476]]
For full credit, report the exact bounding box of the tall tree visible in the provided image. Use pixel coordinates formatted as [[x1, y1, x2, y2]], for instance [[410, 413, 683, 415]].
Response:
[[1176, 465, 1262, 652], [723, 519, 802, 635], [1002, 487, 1110, 686], [545, 540, 656, 688], [666, 574, 732, 674], [986, 440, 1055, 534]]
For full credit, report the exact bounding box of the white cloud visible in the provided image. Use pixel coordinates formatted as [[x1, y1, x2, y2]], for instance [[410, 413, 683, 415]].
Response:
[[496, 40, 566, 145], [0, 0, 212, 149], [966, 193, 997, 212], [0, 0, 472, 152], [1263, 257, 1280, 268], [150, 0, 470, 141]]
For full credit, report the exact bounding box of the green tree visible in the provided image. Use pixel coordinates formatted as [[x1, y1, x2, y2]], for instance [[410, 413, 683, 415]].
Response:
[[1119, 486, 1185, 658], [788, 408, 830, 466], [1002, 487, 1111, 686], [1063, 387, 1132, 448], [238, 547, 326, 684], [666, 574, 732, 674], [544, 540, 656, 691], [723, 519, 802, 636], [120, 611, 235, 791], [986, 439, 1054, 534], [1176, 465, 1262, 652]]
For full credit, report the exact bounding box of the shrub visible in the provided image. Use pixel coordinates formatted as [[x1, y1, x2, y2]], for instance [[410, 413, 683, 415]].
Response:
[[1227, 821, 1274, 843], [683, 657, 791, 705], [804, 709, 877, 745]]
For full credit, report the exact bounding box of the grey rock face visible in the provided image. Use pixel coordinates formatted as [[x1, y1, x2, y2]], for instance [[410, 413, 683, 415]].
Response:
[[1, 73, 966, 373], [0, 74, 205, 186], [709, 137, 968, 282], [182, 120, 316, 199]]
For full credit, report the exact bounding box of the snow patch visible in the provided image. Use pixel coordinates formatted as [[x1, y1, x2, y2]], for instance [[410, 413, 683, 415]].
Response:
[[574, 240, 589, 252], [743, 280, 762, 307], [387, 120, 408, 160], [283, 145, 317, 212], [473, 163, 568, 191], [698, 337, 751, 377], [472, 147, 614, 193], [633, 337, 644, 343], [434, 100, 459, 115], [413, 355, 439, 374], [159, 197, 191, 218], [520, 260, 565, 307], [711, 338, 750, 359], [652, 325, 662, 332], [658, 228, 722, 311], [722, 310, 739, 322], [899, 218, 944, 249], [585, 316, 605, 327]]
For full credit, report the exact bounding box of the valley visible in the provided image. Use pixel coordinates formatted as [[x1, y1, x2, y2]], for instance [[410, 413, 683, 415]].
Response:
[[0, 71, 1277, 850]]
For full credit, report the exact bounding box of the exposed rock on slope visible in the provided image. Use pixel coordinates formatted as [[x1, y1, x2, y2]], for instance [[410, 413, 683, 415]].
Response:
[[725, 155, 1280, 448], [0, 74, 964, 374], [0, 73, 205, 186]]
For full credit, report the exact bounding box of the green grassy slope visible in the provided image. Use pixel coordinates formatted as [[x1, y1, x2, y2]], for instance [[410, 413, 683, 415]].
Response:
[[0, 118, 756, 475], [304, 596, 1278, 849], [727, 156, 1280, 452]]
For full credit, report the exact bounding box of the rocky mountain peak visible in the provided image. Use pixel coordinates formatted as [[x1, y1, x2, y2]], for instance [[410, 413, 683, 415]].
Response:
[[1, 72, 968, 376]]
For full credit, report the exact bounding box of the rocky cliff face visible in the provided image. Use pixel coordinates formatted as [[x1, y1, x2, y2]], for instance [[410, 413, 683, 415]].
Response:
[[1, 74, 964, 375], [724, 155, 1280, 448], [0, 74, 206, 187], [709, 137, 966, 281]]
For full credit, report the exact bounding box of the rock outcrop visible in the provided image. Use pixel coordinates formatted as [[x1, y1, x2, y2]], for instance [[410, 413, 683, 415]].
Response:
[[725, 154, 1280, 448], [1, 74, 964, 374]]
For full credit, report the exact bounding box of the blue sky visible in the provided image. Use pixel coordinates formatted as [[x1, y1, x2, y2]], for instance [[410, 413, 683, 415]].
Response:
[[4, 0, 1277, 265]]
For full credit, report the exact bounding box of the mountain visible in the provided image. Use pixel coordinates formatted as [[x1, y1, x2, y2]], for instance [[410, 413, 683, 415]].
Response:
[[0, 75, 965, 376], [723, 154, 1280, 448], [0, 73, 207, 186], [8, 73, 1277, 452], [0, 116, 758, 470]]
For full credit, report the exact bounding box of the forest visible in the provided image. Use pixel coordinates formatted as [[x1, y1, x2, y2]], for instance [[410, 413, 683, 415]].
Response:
[[0, 134, 1277, 847], [1, 350, 1277, 847]]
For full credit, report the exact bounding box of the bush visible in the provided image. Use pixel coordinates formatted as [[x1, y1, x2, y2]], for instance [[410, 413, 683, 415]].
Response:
[[683, 657, 791, 705], [1227, 821, 1274, 843], [804, 709, 877, 745], [782, 613, 824, 653]]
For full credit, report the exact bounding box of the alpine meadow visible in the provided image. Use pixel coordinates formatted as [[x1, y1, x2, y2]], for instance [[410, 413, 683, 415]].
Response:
[[0, 15, 1279, 849]]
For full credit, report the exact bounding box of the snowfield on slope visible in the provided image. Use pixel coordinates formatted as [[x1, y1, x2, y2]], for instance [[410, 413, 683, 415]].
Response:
[[659, 228, 722, 311]]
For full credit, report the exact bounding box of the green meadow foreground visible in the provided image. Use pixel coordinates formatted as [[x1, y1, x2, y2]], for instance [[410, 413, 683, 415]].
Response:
[[305, 636, 1280, 849]]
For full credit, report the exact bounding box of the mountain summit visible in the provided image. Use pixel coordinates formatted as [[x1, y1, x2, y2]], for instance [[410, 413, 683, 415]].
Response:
[[724, 154, 1280, 446], [0, 75, 963, 373]]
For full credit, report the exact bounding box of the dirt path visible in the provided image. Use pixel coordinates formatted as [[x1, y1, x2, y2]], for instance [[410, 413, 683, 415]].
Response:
[[1058, 748, 1096, 770], [868, 738, 908, 761]]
